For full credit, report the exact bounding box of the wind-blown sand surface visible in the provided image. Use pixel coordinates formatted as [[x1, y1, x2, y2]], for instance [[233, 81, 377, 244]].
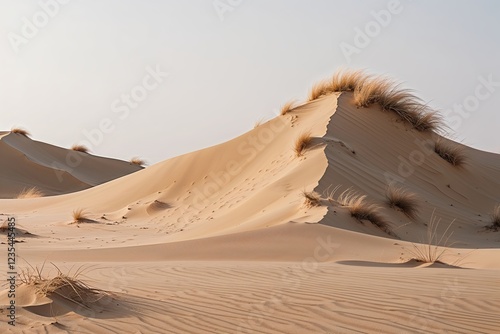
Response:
[[1, 76, 500, 333], [0, 131, 142, 199]]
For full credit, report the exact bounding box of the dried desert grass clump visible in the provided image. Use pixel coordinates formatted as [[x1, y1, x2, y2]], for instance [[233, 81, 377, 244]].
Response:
[[71, 144, 90, 153], [302, 191, 321, 208], [11, 127, 31, 137], [338, 189, 394, 236], [20, 264, 106, 307], [353, 76, 442, 133], [72, 209, 90, 223], [130, 157, 147, 167], [407, 212, 454, 264], [488, 204, 500, 231], [280, 100, 298, 115], [308, 79, 334, 101], [434, 139, 466, 167], [306, 70, 442, 133], [331, 69, 367, 92], [16, 187, 44, 199], [294, 132, 313, 157], [386, 186, 419, 219]]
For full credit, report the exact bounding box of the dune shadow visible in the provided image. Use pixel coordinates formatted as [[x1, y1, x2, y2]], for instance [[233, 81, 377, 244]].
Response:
[[24, 292, 131, 319], [147, 200, 172, 215], [0, 225, 38, 237], [337, 259, 465, 269]]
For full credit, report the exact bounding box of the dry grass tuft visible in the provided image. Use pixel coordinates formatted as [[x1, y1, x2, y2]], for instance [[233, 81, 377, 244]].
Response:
[[302, 191, 321, 208], [353, 76, 392, 107], [71, 144, 90, 153], [280, 100, 298, 115], [412, 112, 442, 132], [11, 127, 31, 137], [434, 139, 466, 167], [72, 209, 90, 223], [386, 186, 419, 219], [308, 79, 334, 101], [488, 204, 500, 231], [353, 76, 442, 133], [130, 157, 147, 167], [331, 69, 368, 92], [294, 132, 313, 157], [407, 212, 454, 263], [16, 187, 44, 199], [338, 189, 393, 235], [19, 263, 106, 308]]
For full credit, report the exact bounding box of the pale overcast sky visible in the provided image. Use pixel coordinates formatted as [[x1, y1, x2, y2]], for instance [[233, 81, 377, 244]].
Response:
[[1, 0, 499, 164]]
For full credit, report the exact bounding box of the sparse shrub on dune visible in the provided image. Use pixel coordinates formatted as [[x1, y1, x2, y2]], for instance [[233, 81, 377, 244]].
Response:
[[353, 76, 392, 107], [302, 191, 321, 208], [11, 127, 31, 137], [280, 100, 298, 115], [331, 69, 368, 92], [488, 204, 500, 231], [304, 70, 442, 133], [254, 119, 264, 128], [72, 209, 90, 223], [308, 70, 367, 101], [130, 157, 147, 167], [294, 132, 313, 157], [386, 186, 419, 219], [434, 139, 466, 167], [407, 212, 455, 264], [338, 189, 394, 236], [308, 79, 334, 101], [71, 144, 90, 153], [16, 187, 44, 199], [412, 111, 442, 133], [353, 76, 442, 133], [20, 263, 106, 307]]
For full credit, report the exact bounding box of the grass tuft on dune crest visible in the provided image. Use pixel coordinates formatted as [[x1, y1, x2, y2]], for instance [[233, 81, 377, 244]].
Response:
[[11, 127, 31, 137]]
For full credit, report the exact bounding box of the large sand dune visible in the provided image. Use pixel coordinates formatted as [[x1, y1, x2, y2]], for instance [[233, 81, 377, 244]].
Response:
[[1, 74, 499, 333]]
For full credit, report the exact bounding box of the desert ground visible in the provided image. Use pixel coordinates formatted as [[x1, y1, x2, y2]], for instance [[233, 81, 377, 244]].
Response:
[[1, 71, 500, 333]]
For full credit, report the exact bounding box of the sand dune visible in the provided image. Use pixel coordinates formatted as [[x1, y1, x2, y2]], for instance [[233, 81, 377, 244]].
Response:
[[0, 131, 143, 199], [1, 72, 499, 333]]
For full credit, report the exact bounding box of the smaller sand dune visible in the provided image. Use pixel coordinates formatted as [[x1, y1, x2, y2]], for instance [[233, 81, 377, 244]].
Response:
[[0, 131, 143, 198]]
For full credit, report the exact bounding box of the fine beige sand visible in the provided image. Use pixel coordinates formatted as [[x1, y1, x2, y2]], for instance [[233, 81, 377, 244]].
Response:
[[1, 86, 500, 333], [0, 131, 142, 199]]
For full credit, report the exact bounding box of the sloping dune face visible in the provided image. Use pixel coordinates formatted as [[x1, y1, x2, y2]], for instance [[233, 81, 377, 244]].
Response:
[[1, 72, 500, 333], [0, 132, 143, 198], [316, 92, 500, 246]]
